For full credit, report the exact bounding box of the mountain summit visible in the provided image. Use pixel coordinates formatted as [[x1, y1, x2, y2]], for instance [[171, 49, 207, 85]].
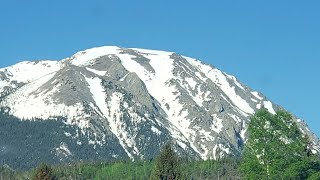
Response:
[[0, 46, 319, 169]]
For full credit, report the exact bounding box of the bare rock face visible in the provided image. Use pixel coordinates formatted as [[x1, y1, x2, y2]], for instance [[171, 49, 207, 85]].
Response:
[[0, 46, 318, 169]]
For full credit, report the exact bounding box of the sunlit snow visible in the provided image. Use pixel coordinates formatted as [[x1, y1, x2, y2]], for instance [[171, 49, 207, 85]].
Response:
[[71, 46, 120, 66], [263, 101, 276, 114]]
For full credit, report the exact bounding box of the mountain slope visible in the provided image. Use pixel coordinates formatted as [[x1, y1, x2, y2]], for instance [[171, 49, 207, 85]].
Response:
[[0, 46, 319, 169]]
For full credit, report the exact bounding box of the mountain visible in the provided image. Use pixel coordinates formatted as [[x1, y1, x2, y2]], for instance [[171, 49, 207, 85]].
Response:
[[0, 46, 319, 169]]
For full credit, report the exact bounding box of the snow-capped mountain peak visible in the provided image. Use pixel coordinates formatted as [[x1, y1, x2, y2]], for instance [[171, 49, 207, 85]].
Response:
[[0, 46, 319, 169]]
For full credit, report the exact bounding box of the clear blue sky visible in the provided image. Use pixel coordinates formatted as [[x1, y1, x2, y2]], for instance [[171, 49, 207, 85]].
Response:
[[0, 1, 319, 136]]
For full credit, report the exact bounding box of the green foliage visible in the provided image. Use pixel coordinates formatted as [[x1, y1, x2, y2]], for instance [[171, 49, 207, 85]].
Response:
[[308, 171, 320, 180], [0, 157, 243, 180], [283, 156, 320, 180], [150, 143, 181, 179], [241, 108, 320, 179], [180, 158, 241, 180], [95, 161, 153, 180], [53, 162, 100, 180], [33, 163, 56, 180], [0, 165, 15, 180]]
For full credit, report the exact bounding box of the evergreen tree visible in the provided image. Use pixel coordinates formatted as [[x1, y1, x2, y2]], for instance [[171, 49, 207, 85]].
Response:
[[33, 163, 56, 180], [240, 109, 316, 179], [283, 156, 320, 180], [150, 143, 181, 180]]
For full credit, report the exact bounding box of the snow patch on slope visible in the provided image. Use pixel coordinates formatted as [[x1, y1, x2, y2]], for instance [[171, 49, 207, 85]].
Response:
[[0, 61, 61, 83], [185, 58, 254, 114], [118, 51, 191, 137], [225, 74, 245, 91], [207, 68, 254, 114], [106, 92, 139, 159], [252, 91, 263, 100], [86, 67, 107, 76], [130, 48, 174, 55], [211, 114, 224, 133], [119, 50, 204, 156], [85, 77, 139, 158], [0, 81, 9, 90], [151, 126, 162, 135], [190, 86, 208, 107], [176, 141, 187, 150], [71, 46, 120, 66], [0, 72, 90, 128], [263, 101, 276, 114], [185, 77, 197, 90], [212, 144, 231, 160], [55, 143, 72, 157], [85, 77, 108, 117]]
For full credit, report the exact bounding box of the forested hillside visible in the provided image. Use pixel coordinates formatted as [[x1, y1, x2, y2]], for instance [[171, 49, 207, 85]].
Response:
[[0, 109, 319, 179]]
